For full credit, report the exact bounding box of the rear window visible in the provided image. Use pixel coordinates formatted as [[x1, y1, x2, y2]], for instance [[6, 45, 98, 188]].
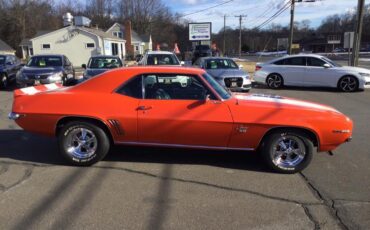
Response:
[[146, 54, 179, 65]]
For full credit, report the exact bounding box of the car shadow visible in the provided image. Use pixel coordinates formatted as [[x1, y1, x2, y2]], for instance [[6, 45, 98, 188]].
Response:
[[0, 82, 18, 92], [0, 130, 270, 173]]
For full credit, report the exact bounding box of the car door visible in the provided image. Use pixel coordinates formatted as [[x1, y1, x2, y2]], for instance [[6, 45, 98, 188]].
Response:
[[137, 74, 233, 147], [304, 57, 339, 87], [273, 57, 307, 86]]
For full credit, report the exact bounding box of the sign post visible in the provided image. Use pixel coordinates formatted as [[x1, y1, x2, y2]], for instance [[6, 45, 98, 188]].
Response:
[[344, 32, 354, 66]]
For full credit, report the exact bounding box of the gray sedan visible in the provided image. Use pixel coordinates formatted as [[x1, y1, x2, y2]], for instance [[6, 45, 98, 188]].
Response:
[[82, 56, 123, 80], [194, 57, 251, 92]]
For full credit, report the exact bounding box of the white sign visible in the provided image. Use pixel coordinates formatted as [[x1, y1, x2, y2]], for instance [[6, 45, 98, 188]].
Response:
[[344, 32, 354, 49], [189, 23, 211, 41], [327, 35, 341, 44]]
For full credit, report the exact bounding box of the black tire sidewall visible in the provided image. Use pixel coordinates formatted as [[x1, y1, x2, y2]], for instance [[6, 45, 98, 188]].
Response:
[[261, 131, 313, 174], [266, 74, 283, 89], [339, 76, 359, 92], [58, 122, 110, 166]]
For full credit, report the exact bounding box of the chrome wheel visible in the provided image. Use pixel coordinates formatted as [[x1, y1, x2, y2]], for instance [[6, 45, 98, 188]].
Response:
[[339, 76, 358, 92], [271, 135, 306, 169], [266, 74, 283, 89], [1, 74, 7, 88], [64, 128, 98, 160]]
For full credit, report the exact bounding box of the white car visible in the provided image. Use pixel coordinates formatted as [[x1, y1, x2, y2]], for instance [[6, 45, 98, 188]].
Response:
[[254, 54, 370, 92], [138, 51, 184, 66]]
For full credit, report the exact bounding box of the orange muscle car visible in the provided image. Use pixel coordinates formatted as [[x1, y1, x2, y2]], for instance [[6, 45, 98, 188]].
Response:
[[9, 67, 353, 173]]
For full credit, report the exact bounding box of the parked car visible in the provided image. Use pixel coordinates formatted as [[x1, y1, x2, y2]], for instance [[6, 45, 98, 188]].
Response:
[[82, 55, 123, 80], [192, 45, 212, 63], [194, 57, 251, 92], [254, 54, 370, 92], [9, 66, 353, 173], [0, 54, 23, 88], [16, 54, 75, 87], [138, 51, 183, 66]]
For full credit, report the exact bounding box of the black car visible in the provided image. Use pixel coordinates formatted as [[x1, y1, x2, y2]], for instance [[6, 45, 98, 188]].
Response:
[[82, 55, 123, 79], [16, 55, 75, 87], [0, 54, 23, 88], [192, 45, 212, 64]]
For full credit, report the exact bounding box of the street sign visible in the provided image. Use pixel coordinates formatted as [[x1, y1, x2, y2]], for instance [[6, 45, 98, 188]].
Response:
[[344, 32, 354, 49], [291, 44, 300, 49], [189, 23, 211, 41]]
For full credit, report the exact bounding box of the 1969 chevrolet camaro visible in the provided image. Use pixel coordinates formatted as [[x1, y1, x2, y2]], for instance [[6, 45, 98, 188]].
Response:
[[9, 66, 353, 173]]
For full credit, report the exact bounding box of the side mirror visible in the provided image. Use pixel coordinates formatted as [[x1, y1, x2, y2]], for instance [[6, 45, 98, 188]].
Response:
[[81, 64, 87, 69], [323, 63, 331, 68], [180, 61, 185, 66], [239, 64, 243, 70]]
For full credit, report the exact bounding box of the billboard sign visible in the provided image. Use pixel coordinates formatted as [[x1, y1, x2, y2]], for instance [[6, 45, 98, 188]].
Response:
[[344, 32, 354, 49], [189, 23, 211, 41]]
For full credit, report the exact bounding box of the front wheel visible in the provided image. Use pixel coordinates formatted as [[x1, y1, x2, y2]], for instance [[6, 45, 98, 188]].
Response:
[[260, 130, 314, 173], [338, 76, 358, 92], [58, 121, 110, 166], [266, 74, 283, 89]]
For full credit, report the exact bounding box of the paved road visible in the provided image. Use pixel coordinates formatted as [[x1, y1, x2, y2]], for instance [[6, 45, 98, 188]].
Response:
[[0, 85, 369, 229]]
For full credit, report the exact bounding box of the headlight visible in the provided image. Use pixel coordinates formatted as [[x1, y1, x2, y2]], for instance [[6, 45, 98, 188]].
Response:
[[359, 73, 370, 77], [48, 72, 63, 81]]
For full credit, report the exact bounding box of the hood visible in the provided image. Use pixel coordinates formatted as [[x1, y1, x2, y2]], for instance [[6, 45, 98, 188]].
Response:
[[233, 93, 339, 113], [207, 69, 248, 78], [85, 68, 109, 77], [338, 66, 370, 74], [21, 66, 63, 74]]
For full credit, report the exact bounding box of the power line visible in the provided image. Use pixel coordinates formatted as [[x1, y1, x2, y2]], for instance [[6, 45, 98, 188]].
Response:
[[254, 1, 292, 30], [180, 0, 234, 18]]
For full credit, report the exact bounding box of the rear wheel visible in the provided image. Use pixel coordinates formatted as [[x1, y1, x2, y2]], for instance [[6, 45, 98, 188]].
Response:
[[266, 74, 283, 89], [0, 74, 8, 89], [338, 76, 358, 92], [260, 130, 314, 173], [58, 121, 110, 166]]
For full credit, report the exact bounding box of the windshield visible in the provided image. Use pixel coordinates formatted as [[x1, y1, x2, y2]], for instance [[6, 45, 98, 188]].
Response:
[[0, 56, 6, 65], [202, 73, 231, 100], [322, 57, 341, 67], [88, 57, 123, 69], [147, 54, 180, 65], [206, 59, 238, 69], [27, 56, 62, 67]]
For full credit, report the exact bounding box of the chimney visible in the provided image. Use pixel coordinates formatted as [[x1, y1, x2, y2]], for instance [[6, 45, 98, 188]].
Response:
[[124, 20, 134, 56]]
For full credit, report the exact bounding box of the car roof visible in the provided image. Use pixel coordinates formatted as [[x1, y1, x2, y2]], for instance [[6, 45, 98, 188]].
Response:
[[90, 55, 121, 59], [267, 54, 326, 63], [74, 66, 205, 93], [31, 54, 64, 58], [146, 51, 175, 55], [199, 57, 233, 61]]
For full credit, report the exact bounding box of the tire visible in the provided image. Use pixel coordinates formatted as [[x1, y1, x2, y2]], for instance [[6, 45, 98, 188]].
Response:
[[0, 73, 8, 89], [260, 130, 314, 174], [266, 73, 283, 89], [338, 76, 359, 92], [58, 121, 110, 166]]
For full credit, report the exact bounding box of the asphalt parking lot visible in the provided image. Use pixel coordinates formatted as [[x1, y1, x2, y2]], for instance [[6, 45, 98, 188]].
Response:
[[0, 85, 369, 229]]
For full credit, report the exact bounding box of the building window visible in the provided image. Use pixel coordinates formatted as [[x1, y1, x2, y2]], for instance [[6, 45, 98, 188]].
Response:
[[86, 43, 95, 48], [42, 44, 51, 49], [113, 31, 123, 39], [135, 46, 139, 51]]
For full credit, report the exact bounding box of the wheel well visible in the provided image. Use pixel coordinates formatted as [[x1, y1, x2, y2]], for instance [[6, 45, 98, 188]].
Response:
[[259, 127, 319, 148], [56, 116, 114, 144], [337, 75, 359, 87]]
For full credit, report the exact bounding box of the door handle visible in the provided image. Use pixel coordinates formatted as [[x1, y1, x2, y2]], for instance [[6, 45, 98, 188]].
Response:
[[137, 106, 152, 111]]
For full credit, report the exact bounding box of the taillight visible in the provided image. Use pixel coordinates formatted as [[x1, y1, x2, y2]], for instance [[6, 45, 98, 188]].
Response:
[[255, 65, 262, 71]]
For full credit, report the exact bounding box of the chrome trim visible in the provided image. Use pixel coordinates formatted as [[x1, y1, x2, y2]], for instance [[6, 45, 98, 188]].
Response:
[[8, 112, 21, 120], [115, 141, 254, 151], [332, 129, 351, 134]]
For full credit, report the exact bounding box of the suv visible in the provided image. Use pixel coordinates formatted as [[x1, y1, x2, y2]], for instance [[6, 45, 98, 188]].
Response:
[[138, 51, 183, 66], [0, 54, 23, 88], [192, 45, 212, 64], [82, 55, 123, 80], [16, 54, 75, 87]]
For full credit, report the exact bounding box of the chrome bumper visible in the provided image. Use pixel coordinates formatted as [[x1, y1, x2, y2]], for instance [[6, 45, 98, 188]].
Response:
[[8, 112, 21, 120]]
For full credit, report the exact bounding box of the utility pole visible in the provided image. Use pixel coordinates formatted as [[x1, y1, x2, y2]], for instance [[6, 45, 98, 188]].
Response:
[[223, 15, 226, 56], [288, 0, 295, 55], [235, 15, 247, 58], [351, 0, 365, 66]]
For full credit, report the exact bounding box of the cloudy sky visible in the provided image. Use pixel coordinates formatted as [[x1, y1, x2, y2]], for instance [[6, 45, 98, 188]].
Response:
[[167, 0, 368, 33]]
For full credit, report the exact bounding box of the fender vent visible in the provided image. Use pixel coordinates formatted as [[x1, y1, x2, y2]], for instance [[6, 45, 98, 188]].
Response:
[[108, 119, 124, 136]]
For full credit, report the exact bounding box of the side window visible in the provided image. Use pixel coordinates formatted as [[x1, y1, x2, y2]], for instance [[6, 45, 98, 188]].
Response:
[[116, 76, 143, 99], [143, 74, 214, 100], [273, 59, 285, 65], [307, 57, 326, 67], [284, 57, 306, 66], [64, 56, 71, 66]]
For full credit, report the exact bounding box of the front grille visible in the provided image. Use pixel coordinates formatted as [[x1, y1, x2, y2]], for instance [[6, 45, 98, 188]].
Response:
[[224, 77, 243, 88], [25, 73, 51, 80]]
